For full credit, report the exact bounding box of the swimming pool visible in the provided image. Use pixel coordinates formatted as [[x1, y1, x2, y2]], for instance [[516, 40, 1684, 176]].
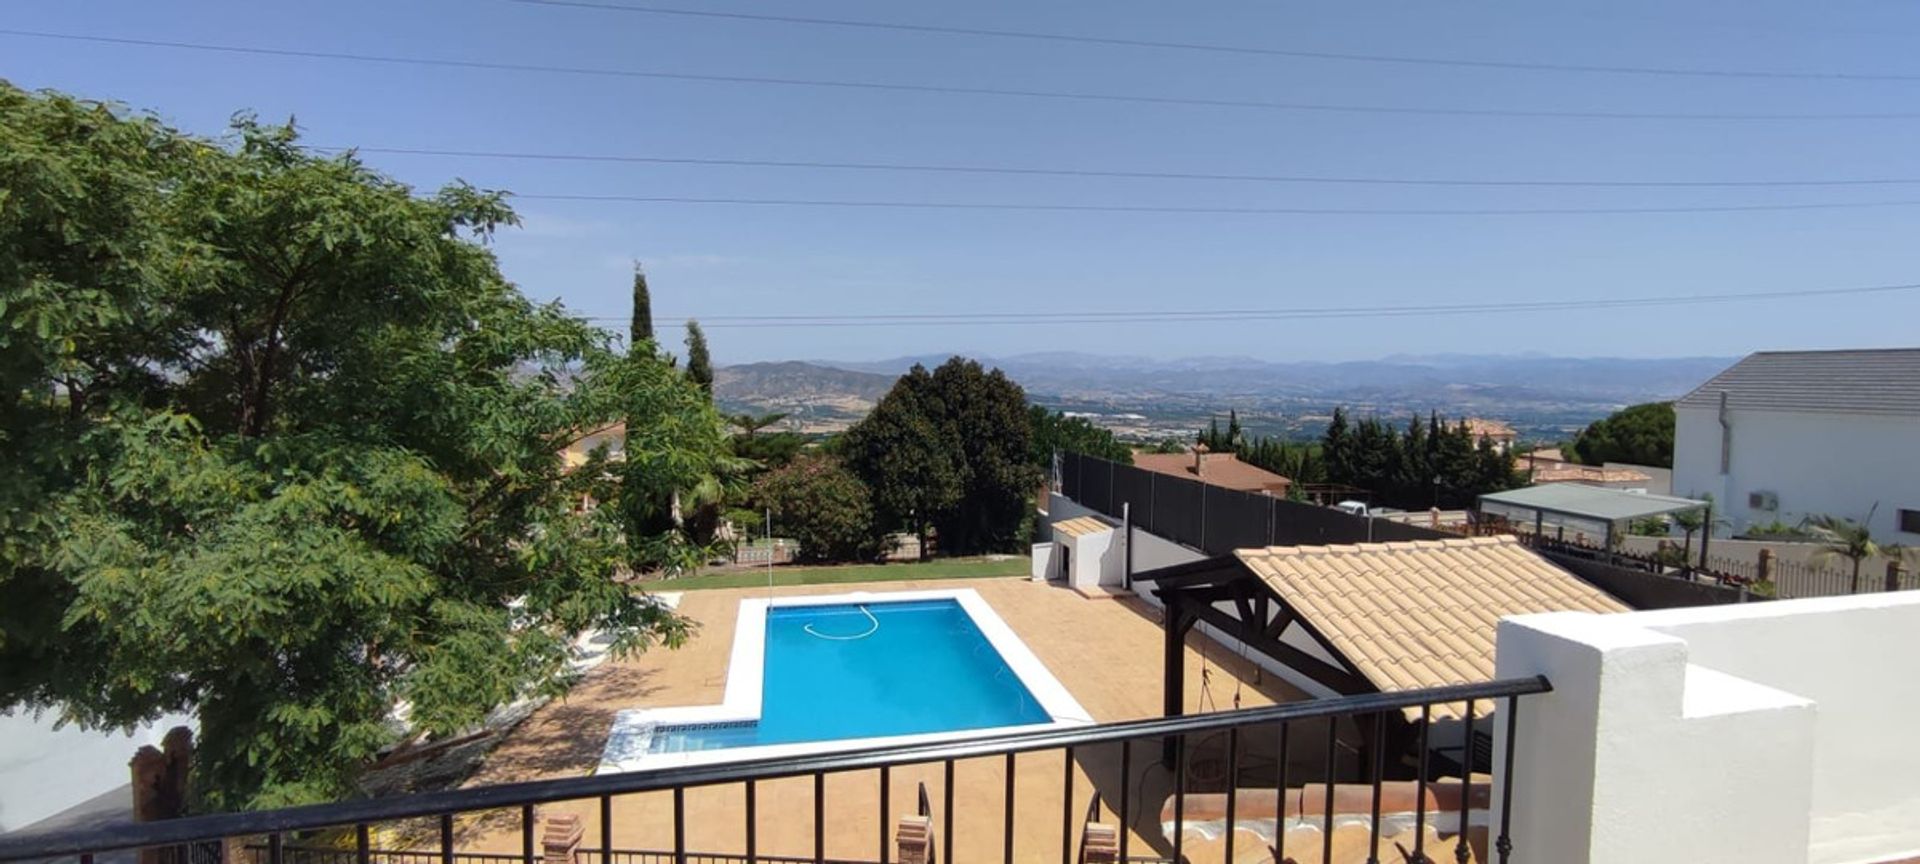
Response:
[[600, 589, 1091, 770]]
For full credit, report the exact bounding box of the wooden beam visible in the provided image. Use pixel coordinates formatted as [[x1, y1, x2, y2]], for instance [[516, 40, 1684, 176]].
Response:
[[1185, 603, 1374, 696]]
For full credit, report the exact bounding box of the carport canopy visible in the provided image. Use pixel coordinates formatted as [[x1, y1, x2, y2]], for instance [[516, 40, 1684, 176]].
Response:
[[1478, 484, 1708, 541]]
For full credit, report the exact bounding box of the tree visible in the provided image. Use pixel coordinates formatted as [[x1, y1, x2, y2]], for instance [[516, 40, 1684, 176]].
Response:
[[728, 412, 806, 471], [1029, 405, 1131, 467], [629, 263, 654, 345], [843, 358, 1040, 558], [0, 86, 725, 810], [840, 365, 961, 559], [1323, 408, 1353, 486], [1570, 402, 1675, 468], [1806, 508, 1902, 593], [684, 319, 713, 394], [753, 455, 881, 563]]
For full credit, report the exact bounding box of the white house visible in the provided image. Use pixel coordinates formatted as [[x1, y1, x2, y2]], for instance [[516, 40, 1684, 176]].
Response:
[[1672, 348, 1920, 542]]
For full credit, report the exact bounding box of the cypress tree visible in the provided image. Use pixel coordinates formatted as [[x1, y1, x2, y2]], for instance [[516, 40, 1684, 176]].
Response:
[[685, 319, 713, 394], [630, 263, 654, 346]]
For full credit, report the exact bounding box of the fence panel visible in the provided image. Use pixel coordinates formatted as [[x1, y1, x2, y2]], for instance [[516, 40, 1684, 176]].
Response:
[[1111, 463, 1156, 534], [1201, 485, 1271, 551], [1149, 474, 1205, 550], [1080, 456, 1114, 516], [1060, 451, 1083, 502]]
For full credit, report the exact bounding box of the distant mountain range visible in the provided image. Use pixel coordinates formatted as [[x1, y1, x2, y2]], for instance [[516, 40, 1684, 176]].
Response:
[[716, 352, 1738, 439]]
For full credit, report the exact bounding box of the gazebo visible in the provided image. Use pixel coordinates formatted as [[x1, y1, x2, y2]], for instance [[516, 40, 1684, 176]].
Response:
[[1476, 484, 1710, 556]]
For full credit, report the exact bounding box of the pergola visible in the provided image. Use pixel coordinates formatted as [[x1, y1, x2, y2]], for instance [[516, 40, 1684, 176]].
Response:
[[1477, 484, 1710, 559]]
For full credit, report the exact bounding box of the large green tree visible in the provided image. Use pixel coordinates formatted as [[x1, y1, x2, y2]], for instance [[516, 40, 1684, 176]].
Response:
[[684, 319, 713, 394], [843, 358, 1038, 557], [1568, 401, 1675, 468], [0, 85, 725, 810]]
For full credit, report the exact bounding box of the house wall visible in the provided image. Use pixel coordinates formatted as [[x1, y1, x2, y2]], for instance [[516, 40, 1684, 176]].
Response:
[[0, 713, 192, 832], [1029, 541, 1055, 582], [1495, 592, 1920, 864], [1674, 403, 1920, 542]]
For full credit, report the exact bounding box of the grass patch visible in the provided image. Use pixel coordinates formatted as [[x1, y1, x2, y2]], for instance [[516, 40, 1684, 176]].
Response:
[[654, 556, 1030, 591]]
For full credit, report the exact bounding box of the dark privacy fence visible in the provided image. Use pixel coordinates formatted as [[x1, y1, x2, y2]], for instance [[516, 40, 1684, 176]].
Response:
[[1057, 453, 1450, 554]]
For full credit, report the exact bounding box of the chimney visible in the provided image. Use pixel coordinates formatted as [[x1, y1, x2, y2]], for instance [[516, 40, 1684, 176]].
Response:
[[1193, 443, 1208, 477]]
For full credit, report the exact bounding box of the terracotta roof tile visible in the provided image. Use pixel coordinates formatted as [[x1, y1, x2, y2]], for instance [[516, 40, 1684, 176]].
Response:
[[1050, 516, 1114, 538], [1234, 535, 1628, 720], [1129, 452, 1292, 494]]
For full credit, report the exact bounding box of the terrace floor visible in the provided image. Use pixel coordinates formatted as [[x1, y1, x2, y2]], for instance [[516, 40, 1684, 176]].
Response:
[[447, 575, 1334, 863]]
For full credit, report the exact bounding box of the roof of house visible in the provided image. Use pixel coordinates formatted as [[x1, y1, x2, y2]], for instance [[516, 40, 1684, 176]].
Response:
[[1479, 483, 1704, 522], [1521, 447, 1569, 464], [1675, 348, 1920, 418], [1131, 452, 1292, 493], [1051, 516, 1113, 538], [1234, 536, 1628, 719], [1462, 418, 1516, 439], [1530, 465, 1653, 485]]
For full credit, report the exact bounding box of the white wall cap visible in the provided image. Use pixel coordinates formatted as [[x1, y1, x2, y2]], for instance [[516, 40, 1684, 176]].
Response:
[[1681, 664, 1815, 720]]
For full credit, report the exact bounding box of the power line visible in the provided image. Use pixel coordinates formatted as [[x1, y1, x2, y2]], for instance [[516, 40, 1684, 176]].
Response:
[[328, 145, 1920, 189], [517, 193, 1920, 216], [576, 282, 1920, 329], [9, 28, 1920, 122], [511, 0, 1920, 84]]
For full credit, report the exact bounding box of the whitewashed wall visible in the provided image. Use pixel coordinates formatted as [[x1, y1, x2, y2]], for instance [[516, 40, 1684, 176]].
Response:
[[1495, 592, 1920, 864], [1674, 403, 1920, 542], [0, 713, 192, 832]]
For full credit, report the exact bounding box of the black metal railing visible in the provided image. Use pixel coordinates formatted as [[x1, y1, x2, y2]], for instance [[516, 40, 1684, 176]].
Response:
[[1, 678, 1550, 864]]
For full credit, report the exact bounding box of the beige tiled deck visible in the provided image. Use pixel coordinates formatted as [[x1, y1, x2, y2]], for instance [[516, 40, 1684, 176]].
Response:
[[454, 577, 1311, 863]]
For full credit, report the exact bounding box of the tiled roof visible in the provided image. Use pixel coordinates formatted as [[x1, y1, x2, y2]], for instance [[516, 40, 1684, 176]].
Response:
[[1051, 516, 1113, 538], [1531, 465, 1652, 485], [1131, 452, 1292, 494], [1675, 348, 1920, 417], [1234, 536, 1627, 719]]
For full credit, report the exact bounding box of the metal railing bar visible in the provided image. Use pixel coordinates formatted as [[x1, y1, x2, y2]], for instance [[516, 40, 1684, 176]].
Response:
[[1273, 721, 1288, 864], [1224, 727, 1238, 864], [440, 814, 454, 864], [1414, 705, 1431, 864], [879, 766, 890, 864], [0, 679, 1552, 862], [1496, 697, 1521, 864], [1059, 746, 1073, 864], [358, 823, 372, 864], [600, 796, 612, 864], [941, 760, 954, 864], [745, 780, 757, 864], [1171, 735, 1184, 864], [1117, 740, 1131, 863], [519, 807, 534, 864], [813, 773, 824, 864], [1002, 753, 1015, 864], [1321, 719, 1336, 864], [1455, 701, 1476, 864], [673, 787, 686, 864], [1367, 711, 1385, 864]]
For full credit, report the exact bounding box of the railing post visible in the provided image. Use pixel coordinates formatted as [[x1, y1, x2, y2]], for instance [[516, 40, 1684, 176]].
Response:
[[541, 813, 583, 864]]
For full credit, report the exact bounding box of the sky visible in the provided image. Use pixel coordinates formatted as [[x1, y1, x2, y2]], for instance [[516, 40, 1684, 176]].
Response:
[[8, 1, 1920, 365]]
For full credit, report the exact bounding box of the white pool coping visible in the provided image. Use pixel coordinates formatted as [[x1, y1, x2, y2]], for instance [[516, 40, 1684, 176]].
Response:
[[597, 588, 1094, 772]]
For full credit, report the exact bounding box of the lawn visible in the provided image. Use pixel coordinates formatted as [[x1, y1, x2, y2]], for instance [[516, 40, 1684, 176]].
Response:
[[652, 556, 1030, 591]]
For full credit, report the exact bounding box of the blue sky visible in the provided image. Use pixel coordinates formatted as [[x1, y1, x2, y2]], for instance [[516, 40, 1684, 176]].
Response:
[[9, 1, 1920, 364]]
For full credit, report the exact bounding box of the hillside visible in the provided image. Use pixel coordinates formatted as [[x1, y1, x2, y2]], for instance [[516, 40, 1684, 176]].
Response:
[[712, 361, 898, 432]]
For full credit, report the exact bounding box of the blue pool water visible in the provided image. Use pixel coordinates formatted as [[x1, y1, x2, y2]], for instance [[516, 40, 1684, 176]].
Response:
[[649, 600, 1051, 752]]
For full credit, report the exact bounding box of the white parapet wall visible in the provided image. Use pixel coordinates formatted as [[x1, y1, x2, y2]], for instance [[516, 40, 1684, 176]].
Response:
[[1493, 592, 1920, 864]]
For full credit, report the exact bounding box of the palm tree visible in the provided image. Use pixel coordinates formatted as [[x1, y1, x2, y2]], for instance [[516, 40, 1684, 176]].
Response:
[[1669, 494, 1722, 569], [1806, 508, 1902, 593]]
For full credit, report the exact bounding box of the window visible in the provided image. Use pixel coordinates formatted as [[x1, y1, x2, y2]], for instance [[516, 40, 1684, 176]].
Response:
[[1901, 509, 1920, 535]]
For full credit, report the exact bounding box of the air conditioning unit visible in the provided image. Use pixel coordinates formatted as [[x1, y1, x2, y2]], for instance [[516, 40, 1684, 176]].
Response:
[[1748, 491, 1779, 512]]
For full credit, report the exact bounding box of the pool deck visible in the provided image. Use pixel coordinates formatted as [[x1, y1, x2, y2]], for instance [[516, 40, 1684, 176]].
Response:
[[456, 576, 1312, 863]]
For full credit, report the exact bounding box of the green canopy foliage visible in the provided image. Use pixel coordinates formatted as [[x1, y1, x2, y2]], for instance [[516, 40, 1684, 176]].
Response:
[[1318, 408, 1520, 509], [1027, 405, 1131, 467], [629, 264, 653, 346], [684, 320, 713, 394], [1568, 401, 1675, 468], [752, 454, 881, 563], [843, 358, 1039, 557], [0, 84, 724, 810]]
